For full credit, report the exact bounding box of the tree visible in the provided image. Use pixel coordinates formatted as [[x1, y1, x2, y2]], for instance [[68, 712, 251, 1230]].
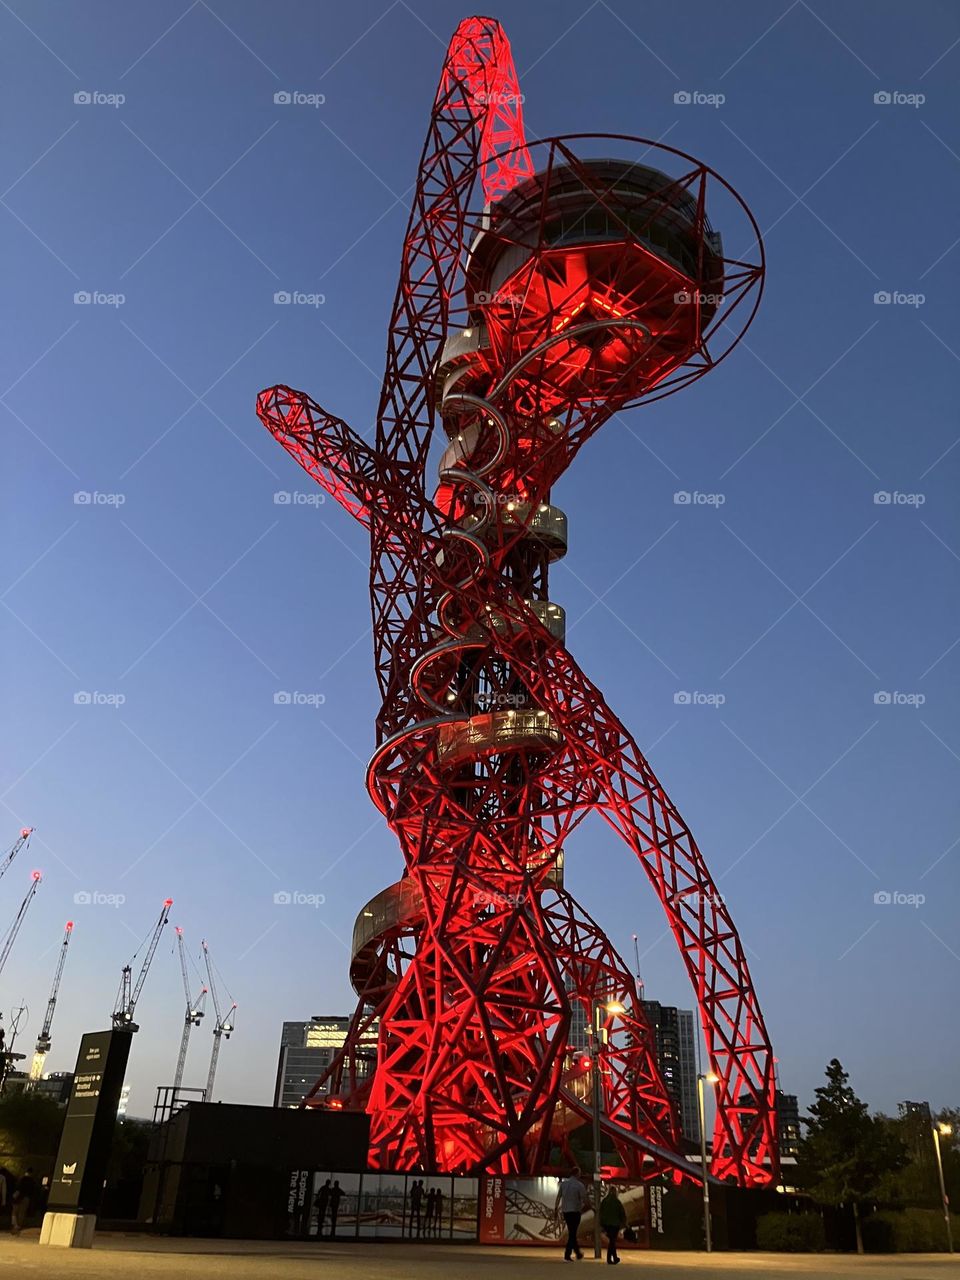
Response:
[[877, 1106, 960, 1213], [0, 1090, 64, 1176], [797, 1059, 907, 1253]]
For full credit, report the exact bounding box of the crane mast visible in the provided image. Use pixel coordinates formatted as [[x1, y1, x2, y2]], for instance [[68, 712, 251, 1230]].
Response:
[[112, 897, 172, 1032], [0, 871, 42, 978], [0, 828, 33, 885], [28, 920, 74, 1083], [202, 939, 236, 1101], [172, 926, 206, 1093]]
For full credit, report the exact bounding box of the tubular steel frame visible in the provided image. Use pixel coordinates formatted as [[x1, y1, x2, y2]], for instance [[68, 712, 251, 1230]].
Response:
[[257, 15, 778, 1186]]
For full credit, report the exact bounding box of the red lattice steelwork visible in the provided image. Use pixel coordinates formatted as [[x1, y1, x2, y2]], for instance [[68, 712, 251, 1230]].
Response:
[[257, 15, 778, 1186]]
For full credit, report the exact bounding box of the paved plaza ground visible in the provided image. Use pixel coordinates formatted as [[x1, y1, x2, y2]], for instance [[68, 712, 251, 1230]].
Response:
[[0, 1235, 957, 1280]]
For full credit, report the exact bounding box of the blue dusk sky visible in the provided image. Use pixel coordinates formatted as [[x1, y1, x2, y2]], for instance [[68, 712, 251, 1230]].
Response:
[[2, 1, 959, 1122]]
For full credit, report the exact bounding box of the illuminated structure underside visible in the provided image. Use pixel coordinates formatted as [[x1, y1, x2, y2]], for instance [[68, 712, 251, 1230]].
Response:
[[257, 16, 778, 1186]]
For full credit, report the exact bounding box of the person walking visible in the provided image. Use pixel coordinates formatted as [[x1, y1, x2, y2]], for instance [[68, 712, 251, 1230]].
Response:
[[599, 1184, 627, 1265], [556, 1167, 589, 1261], [409, 1178, 423, 1237], [313, 1179, 331, 1239], [423, 1186, 436, 1236], [328, 1179, 343, 1239], [10, 1168, 37, 1235]]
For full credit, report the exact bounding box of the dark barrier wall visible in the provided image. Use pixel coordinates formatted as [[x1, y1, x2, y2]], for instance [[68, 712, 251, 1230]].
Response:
[[152, 1102, 370, 1168], [141, 1103, 370, 1238]]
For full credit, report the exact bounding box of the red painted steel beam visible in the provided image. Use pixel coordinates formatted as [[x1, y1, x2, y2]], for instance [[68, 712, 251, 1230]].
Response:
[[256, 15, 778, 1187]]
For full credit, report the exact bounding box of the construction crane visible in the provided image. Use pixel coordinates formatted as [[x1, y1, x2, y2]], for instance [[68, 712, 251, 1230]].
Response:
[[0, 871, 43, 979], [172, 926, 207, 1093], [0, 828, 33, 886], [112, 897, 172, 1033], [28, 920, 74, 1083], [202, 939, 236, 1101]]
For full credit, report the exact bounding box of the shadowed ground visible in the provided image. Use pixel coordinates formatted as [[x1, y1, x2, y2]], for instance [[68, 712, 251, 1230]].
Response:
[[1, 1236, 957, 1278]]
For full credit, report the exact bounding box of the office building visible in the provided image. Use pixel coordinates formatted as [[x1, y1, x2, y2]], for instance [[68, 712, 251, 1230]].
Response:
[[274, 1016, 355, 1108], [641, 1000, 700, 1142], [776, 1089, 801, 1157]]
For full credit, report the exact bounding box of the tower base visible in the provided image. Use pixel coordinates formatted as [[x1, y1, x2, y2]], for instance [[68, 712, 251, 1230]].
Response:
[[39, 1212, 96, 1248]]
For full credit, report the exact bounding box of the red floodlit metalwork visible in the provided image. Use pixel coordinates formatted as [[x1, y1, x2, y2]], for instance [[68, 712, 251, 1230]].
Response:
[[257, 16, 777, 1186]]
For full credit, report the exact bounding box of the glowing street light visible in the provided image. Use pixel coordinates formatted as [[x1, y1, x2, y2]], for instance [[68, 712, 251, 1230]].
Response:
[[590, 998, 626, 1259], [932, 1121, 954, 1253], [697, 1072, 720, 1251]]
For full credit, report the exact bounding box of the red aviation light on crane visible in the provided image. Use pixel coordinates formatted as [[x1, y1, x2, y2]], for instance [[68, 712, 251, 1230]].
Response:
[[163, 898, 174, 908], [31, 870, 42, 881], [65, 921, 74, 931], [20, 828, 32, 839]]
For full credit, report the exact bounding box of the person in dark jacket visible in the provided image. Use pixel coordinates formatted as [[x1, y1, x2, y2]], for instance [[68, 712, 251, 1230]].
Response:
[[313, 1179, 330, 1238], [599, 1185, 627, 1264], [408, 1178, 423, 1237], [10, 1168, 37, 1235], [424, 1186, 437, 1235], [328, 1180, 343, 1239]]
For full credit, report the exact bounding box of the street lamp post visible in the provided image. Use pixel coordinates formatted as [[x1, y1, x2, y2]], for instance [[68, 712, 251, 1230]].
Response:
[[590, 998, 625, 1260], [932, 1122, 954, 1254], [697, 1072, 719, 1252]]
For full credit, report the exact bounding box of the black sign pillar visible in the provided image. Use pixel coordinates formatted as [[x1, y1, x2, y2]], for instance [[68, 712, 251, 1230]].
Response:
[[40, 1029, 132, 1247]]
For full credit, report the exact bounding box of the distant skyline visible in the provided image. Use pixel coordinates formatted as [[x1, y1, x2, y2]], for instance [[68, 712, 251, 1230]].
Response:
[[2, 1, 959, 1123]]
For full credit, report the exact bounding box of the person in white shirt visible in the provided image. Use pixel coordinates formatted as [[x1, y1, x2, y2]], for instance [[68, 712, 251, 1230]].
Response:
[[555, 1167, 590, 1260]]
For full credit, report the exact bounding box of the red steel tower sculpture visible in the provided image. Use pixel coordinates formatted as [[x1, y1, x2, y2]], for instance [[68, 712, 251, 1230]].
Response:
[[257, 16, 777, 1186]]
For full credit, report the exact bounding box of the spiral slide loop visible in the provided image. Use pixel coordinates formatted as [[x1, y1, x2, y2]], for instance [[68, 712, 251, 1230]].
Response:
[[412, 315, 652, 718]]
